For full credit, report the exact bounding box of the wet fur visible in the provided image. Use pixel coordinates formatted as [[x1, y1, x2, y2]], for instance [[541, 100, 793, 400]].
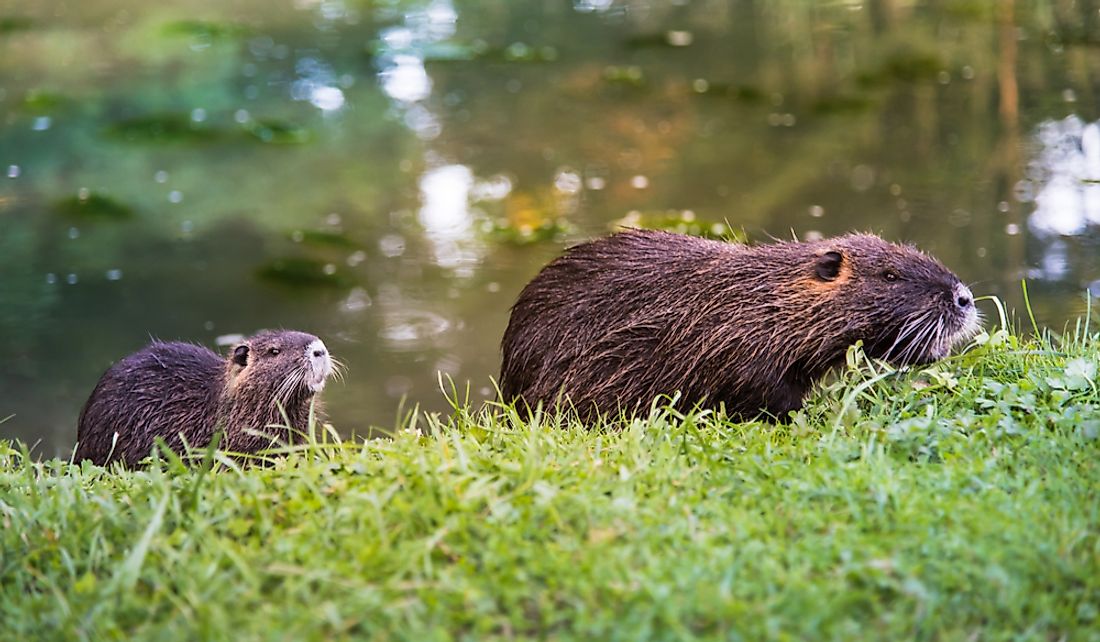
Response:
[[500, 230, 979, 421], [75, 330, 326, 466]]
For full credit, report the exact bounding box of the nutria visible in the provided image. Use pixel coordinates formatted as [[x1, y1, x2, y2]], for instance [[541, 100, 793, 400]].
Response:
[[75, 330, 335, 466], [500, 230, 980, 421]]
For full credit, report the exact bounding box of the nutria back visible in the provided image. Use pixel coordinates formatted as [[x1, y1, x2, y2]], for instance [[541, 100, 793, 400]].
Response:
[[75, 330, 334, 467], [500, 230, 980, 421]]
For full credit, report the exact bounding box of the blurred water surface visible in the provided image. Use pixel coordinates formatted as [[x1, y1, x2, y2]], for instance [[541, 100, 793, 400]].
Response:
[[2, 0, 1100, 453]]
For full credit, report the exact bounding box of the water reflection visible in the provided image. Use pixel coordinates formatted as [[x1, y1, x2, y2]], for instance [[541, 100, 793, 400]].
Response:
[[573, 0, 616, 14], [1023, 236, 1069, 283], [1023, 116, 1100, 283], [418, 164, 480, 270], [341, 287, 372, 314], [409, 1, 459, 41], [379, 309, 452, 349], [1027, 116, 1100, 237], [292, 57, 347, 112], [376, 0, 457, 105], [380, 54, 432, 103]]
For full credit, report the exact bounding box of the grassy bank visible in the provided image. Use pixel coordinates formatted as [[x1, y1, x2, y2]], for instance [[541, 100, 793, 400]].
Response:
[[2, 323, 1099, 641]]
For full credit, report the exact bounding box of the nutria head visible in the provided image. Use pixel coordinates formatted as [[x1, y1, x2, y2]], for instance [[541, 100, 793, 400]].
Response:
[[787, 234, 980, 370], [225, 330, 335, 404], [217, 329, 341, 453]]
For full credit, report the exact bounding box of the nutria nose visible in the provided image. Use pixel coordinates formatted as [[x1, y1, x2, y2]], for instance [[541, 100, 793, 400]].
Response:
[[953, 283, 974, 309], [307, 339, 331, 366]]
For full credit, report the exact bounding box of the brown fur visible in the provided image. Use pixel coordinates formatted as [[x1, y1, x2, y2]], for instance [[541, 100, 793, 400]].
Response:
[[500, 230, 979, 421], [75, 330, 332, 466]]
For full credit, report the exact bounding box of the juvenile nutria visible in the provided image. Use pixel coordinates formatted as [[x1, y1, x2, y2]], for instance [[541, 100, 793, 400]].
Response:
[[75, 330, 336, 466], [501, 230, 980, 421]]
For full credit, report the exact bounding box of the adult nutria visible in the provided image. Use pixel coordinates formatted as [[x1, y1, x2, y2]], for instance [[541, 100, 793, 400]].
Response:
[[75, 330, 336, 466], [500, 230, 980, 421]]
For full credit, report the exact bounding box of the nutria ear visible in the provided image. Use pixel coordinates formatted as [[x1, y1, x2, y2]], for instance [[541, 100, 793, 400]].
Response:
[[815, 251, 843, 281], [232, 345, 249, 366]]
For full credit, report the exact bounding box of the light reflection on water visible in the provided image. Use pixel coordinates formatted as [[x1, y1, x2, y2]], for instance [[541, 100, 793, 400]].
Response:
[[1023, 116, 1100, 282], [380, 54, 433, 104], [1028, 117, 1100, 237], [379, 309, 452, 348], [0, 0, 1099, 453], [377, 0, 457, 106], [418, 164, 481, 270]]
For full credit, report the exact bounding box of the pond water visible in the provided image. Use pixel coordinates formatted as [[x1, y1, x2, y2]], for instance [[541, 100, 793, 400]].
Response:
[[2, 0, 1100, 455]]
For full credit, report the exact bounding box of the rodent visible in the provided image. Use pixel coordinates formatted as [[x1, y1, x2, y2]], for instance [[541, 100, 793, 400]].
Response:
[[74, 330, 335, 466], [500, 230, 980, 421]]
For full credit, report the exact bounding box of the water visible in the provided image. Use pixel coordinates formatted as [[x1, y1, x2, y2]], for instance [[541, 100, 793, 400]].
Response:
[[2, 0, 1099, 454]]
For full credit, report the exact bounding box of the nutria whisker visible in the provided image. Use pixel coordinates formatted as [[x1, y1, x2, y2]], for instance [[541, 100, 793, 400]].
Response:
[[897, 315, 939, 365], [272, 372, 294, 409], [911, 312, 949, 364], [270, 371, 294, 408], [900, 313, 938, 362], [272, 367, 307, 409], [902, 317, 937, 363], [933, 316, 952, 356], [883, 309, 935, 363], [329, 357, 348, 383], [929, 315, 950, 356]]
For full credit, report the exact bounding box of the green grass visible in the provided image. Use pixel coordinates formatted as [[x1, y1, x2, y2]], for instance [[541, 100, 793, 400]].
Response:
[[2, 316, 1099, 641]]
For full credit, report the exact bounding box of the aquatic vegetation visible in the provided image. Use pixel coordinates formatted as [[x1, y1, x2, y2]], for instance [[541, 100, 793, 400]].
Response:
[[21, 89, 68, 112], [54, 192, 134, 220], [940, 0, 995, 20], [857, 49, 945, 86], [107, 113, 227, 143], [244, 119, 311, 145], [602, 65, 645, 87], [290, 229, 361, 250], [106, 113, 310, 145], [690, 81, 768, 104], [484, 216, 575, 245], [396, 39, 558, 64], [810, 93, 876, 116], [477, 190, 577, 245], [161, 20, 250, 41], [612, 209, 744, 241], [257, 256, 352, 288], [0, 16, 33, 34], [497, 42, 558, 62]]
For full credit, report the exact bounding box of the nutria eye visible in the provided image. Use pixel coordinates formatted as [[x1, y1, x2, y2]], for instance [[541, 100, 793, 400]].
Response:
[[815, 251, 843, 281], [232, 345, 249, 366], [269, 348, 281, 356], [883, 270, 899, 282]]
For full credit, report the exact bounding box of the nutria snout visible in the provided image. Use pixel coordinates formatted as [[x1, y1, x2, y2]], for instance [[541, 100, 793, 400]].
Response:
[[500, 230, 980, 421], [75, 329, 337, 467]]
